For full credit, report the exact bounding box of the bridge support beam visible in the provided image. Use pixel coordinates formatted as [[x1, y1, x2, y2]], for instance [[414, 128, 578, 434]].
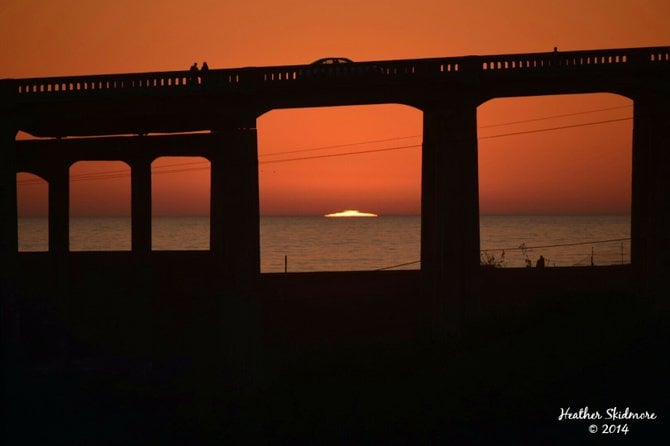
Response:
[[0, 128, 17, 256], [1, 126, 20, 375], [631, 96, 670, 305], [421, 103, 481, 338], [210, 126, 262, 414], [210, 146, 225, 261], [210, 127, 260, 284], [47, 163, 70, 254], [131, 157, 152, 253]]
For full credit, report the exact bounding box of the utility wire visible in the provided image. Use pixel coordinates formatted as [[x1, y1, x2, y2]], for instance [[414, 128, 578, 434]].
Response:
[[259, 117, 632, 163], [375, 260, 421, 271], [480, 237, 631, 252], [377, 237, 631, 270], [17, 112, 633, 185], [261, 135, 421, 157], [479, 117, 631, 140], [259, 144, 420, 164], [261, 105, 632, 155], [479, 105, 632, 128], [17, 165, 216, 185]]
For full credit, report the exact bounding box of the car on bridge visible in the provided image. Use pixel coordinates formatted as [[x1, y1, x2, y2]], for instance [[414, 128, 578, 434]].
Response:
[[313, 57, 354, 65], [298, 57, 385, 80]]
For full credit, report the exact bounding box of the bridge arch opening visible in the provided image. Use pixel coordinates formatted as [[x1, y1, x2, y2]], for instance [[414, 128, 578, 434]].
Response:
[[69, 161, 131, 251], [477, 93, 632, 268], [17, 172, 48, 252], [257, 104, 422, 273], [151, 156, 210, 251]]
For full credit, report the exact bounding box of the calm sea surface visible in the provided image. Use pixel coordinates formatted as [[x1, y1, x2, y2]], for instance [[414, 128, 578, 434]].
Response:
[[18, 215, 630, 271]]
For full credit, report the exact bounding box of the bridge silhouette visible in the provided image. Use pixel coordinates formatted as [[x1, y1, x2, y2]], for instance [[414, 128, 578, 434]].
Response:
[[1, 46, 669, 443]]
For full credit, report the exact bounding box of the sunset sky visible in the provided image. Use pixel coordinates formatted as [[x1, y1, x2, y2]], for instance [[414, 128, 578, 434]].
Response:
[[5, 0, 669, 217]]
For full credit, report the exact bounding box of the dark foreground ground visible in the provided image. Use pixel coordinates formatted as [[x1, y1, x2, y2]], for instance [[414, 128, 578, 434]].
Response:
[[3, 261, 669, 444]]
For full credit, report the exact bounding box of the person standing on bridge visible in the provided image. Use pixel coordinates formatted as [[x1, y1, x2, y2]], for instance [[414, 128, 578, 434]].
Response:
[[200, 61, 209, 84], [189, 62, 199, 85]]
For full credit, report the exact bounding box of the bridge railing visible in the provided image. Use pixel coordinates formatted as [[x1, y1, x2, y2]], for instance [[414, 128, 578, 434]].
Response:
[[250, 59, 462, 83], [9, 46, 669, 98], [648, 47, 670, 63], [255, 64, 304, 82], [479, 49, 630, 72], [14, 68, 246, 96], [478, 46, 670, 72], [372, 59, 461, 78]]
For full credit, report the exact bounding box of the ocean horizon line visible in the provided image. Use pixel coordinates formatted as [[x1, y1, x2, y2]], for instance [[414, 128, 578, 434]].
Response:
[[18, 213, 632, 219]]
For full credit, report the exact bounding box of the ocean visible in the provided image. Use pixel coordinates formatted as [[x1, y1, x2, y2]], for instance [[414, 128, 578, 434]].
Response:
[[18, 215, 630, 272]]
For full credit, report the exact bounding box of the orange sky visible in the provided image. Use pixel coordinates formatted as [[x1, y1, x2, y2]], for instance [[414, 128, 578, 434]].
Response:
[[6, 0, 670, 216]]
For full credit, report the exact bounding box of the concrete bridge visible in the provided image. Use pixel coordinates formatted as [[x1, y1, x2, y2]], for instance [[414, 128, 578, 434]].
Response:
[[2, 45, 670, 336], [2, 45, 670, 443], [3, 46, 670, 282]]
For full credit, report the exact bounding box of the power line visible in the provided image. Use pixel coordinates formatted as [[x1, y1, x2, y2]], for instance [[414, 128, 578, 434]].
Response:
[[479, 117, 631, 140], [480, 237, 631, 252], [260, 104, 632, 157], [376, 236, 632, 270], [17, 164, 216, 185], [261, 135, 421, 157], [375, 260, 421, 271], [479, 105, 632, 128], [17, 112, 633, 185], [261, 117, 632, 164], [259, 144, 420, 164], [261, 105, 632, 156]]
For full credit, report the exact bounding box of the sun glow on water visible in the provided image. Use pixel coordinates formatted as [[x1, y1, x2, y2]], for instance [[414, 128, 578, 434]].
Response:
[[324, 209, 378, 218]]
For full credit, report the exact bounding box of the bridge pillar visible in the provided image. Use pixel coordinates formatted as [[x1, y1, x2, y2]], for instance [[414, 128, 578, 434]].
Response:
[[130, 156, 152, 253], [47, 163, 70, 253], [0, 128, 17, 256], [1, 126, 20, 375], [421, 103, 481, 338], [209, 126, 262, 413], [210, 127, 260, 284], [210, 145, 225, 261], [631, 96, 670, 305]]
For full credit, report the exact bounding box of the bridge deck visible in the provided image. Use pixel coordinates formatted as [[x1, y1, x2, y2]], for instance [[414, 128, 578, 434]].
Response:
[[2, 46, 668, 137]]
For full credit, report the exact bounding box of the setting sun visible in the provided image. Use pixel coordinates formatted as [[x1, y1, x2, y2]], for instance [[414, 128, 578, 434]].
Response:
[[324, 210, 379, 218]]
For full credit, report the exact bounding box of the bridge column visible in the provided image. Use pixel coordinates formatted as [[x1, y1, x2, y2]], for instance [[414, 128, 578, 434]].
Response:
[[128, 155, 154, 373], [1, 126, 19, 375], [210, 127, 260, 284], [0, 127, 17, 256], [47, 163, 70, 253], [421, 103, 481, 338], [210, 145, 225, 260], [631, 96, 670, 304], [130, 156, 152, 253], [209, 126, 262, 416]]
